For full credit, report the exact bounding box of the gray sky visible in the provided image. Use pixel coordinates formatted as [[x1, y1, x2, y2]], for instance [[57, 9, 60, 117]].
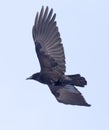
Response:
[[0, 0, 109, 130]]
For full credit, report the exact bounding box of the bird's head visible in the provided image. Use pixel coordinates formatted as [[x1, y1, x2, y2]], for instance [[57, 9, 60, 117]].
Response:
[[26, 73, 40, 81]]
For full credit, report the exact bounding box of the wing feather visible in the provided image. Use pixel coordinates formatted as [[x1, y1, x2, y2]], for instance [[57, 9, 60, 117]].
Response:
[[49, 85, 90, 106], [32, 6, 66, 74]]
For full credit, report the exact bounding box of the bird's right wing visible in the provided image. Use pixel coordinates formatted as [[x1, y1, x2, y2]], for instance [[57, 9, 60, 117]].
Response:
[[32, 6, 66, 74], [49, 84, 90, 106]]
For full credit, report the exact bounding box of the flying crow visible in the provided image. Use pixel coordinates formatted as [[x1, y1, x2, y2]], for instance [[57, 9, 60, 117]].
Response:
[[27, 6, 90, 106]]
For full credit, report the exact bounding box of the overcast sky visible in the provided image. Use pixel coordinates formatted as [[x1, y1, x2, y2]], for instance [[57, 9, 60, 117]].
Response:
[[0, 0, 109, 130]]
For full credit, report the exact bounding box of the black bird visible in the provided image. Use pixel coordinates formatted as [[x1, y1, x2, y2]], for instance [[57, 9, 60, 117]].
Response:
[[27, 6, 91, 106]]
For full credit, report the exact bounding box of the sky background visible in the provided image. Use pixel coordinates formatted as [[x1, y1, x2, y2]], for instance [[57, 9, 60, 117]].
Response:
[[0, 0, 109, 130]]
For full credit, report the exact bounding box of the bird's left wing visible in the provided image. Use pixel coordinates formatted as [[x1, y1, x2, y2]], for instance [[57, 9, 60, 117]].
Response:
[[49, 84, 90, 106], [32, 6, 66, 74]]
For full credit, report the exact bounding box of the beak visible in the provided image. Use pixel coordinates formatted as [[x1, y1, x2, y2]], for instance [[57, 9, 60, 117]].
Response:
[[26, 76, 32, 80]]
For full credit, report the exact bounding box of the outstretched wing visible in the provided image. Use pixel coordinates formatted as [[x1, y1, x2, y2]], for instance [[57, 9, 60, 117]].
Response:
[[49, 85, 90, 106], [32, 6, 66, 74]]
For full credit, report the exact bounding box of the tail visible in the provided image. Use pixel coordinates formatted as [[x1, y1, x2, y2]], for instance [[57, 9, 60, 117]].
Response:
[[67, 74, 87, 87]]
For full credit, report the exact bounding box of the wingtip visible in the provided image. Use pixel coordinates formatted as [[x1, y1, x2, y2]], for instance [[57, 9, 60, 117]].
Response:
[[41, 6, 49, 11], [84, 103, 91, 107]]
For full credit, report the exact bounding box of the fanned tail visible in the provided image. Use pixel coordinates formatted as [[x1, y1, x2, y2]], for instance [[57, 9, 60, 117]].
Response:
[[67, 74, 87, 87]]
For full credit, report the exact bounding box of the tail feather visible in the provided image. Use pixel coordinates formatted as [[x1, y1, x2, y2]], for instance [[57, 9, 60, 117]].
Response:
[[67, 74, 87, 87]]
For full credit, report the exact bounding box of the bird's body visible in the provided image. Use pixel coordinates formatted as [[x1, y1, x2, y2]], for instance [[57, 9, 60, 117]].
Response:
[[27, 6, 91, 107]]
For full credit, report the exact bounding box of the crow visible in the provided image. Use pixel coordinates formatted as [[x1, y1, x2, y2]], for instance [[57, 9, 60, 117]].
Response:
[[27, 6, 91, 106]]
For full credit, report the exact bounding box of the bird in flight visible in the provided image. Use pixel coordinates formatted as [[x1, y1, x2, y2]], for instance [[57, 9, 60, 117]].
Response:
[[27, 6, 91, 106]]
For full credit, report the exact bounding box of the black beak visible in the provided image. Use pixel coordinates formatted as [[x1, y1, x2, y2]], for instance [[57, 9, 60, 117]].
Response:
[[26, 76, 32, 80]]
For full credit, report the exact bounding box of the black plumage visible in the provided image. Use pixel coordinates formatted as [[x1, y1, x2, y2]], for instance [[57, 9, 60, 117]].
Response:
[[27, 6, 91, 106]]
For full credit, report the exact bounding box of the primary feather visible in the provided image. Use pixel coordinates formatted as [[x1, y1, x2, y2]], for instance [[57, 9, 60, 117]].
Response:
[[32, 6, 65, 74]]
